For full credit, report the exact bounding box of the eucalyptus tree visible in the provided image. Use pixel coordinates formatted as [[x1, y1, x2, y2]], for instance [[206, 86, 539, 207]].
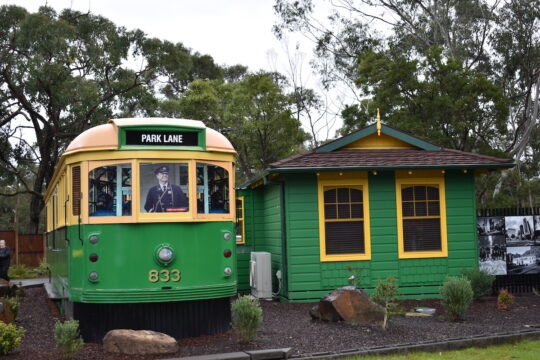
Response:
[[0, 5, 221, 232]]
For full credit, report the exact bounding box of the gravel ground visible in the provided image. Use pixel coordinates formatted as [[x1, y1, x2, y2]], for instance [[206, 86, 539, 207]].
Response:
[[4, 287, 540, 359]]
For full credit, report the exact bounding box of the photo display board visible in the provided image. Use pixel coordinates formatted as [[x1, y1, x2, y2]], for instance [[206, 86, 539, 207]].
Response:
[[477, 215, 540, 275]]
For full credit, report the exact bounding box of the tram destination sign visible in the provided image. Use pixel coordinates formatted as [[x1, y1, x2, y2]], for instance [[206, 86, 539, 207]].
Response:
[[125, 130, 198, 147]]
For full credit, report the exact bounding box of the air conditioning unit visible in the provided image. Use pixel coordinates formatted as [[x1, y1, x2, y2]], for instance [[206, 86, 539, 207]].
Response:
[[250, 251, 272, 299]]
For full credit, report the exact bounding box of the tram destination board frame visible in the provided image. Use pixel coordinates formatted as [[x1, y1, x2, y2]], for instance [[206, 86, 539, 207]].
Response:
[[119, 125, 206, 150]]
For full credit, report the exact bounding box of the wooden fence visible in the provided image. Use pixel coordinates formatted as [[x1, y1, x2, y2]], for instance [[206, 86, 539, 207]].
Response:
[[0, 231, 44, 267]]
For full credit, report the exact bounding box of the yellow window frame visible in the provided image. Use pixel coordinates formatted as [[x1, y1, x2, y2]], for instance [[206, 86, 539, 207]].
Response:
[[235, 196, 245, 244], [317, 172, 371, 262], [395, 172, 448, 259]]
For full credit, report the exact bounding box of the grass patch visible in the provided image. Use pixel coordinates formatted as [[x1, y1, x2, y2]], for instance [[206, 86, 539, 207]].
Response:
[[345, 339, 540, 359]]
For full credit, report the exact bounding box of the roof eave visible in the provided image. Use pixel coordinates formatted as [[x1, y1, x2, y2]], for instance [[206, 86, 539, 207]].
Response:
[[266, 163, 515, 173]]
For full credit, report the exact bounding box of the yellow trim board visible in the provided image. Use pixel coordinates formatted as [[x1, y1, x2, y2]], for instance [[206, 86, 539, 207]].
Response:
[[235, 196, 246, 244], [395, 175, 448, 259], [343, 133, 416, 150], [317, 174, 371, 262]]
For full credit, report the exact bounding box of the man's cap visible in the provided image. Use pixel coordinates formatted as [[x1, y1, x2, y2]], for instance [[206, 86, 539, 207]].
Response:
[[154, 165, 169, 174]]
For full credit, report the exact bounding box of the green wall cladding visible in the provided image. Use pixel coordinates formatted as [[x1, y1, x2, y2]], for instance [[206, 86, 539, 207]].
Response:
[[237, 169, 478, 302]]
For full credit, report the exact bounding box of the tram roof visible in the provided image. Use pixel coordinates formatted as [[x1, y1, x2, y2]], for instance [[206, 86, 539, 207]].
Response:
[[65, 118, 235, 154]]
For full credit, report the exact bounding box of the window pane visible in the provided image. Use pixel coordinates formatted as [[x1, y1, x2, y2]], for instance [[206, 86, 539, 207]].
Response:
[[402, 202, 414, 217], [350, 188, 363, 202], [402, 187, 414, 201], [196, 163, 229, 214], [337, 188, 349, 203], [337, 204, 350, 219], [89, 163, 132, 216], [428, 201, 440, 216], [427, 186, 439, 200], [140, 163, 189, 213], [324, 188, 336, 203], [403, 218, 441, 252], [325, 204, 337, 219], [415, 202, 427, 216], [414, 186, 427, 201], [351, 203, 363, 218], [325, 221, 365, 254]]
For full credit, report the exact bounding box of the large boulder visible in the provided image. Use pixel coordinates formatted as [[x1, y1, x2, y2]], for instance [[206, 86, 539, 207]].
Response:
[[310, 286, 386, 327], [103, 329, 179, 355]]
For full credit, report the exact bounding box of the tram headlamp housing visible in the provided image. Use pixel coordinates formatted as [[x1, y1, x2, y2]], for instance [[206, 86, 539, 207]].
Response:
[[89, 235, 99, 245], [223, 232, 231, 241], [224, 267, 233, 276], [154, 244, 175, 266], [88, 272, 99, 282]]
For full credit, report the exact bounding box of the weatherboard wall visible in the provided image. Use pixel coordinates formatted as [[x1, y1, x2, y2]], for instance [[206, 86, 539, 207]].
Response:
[[237, 169, 478, 301]]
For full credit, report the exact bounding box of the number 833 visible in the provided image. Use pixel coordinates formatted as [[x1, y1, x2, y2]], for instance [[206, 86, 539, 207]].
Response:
[[148, 269, 181, 283]]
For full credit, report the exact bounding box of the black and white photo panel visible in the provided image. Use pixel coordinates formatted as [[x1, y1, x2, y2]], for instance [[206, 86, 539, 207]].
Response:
[[506, 246, 540, 275], [505, 216, 535, 246], [478, 233, 507, 275], [477, 216, 505, 236], [534, 215, 540, 243]]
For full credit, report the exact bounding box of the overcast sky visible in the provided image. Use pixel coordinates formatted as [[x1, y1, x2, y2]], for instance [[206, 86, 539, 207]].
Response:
[[0, 0, 298, 72]]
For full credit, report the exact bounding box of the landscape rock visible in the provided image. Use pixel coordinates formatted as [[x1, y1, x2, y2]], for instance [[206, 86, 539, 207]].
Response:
[[103, 329, 179, 355], [310, 286, 386, 327]]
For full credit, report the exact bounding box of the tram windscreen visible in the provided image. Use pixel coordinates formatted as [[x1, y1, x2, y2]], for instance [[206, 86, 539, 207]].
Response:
[[140, 163, 189, 213], [196, 163, 229, 214], [89, 164, 132, 216]]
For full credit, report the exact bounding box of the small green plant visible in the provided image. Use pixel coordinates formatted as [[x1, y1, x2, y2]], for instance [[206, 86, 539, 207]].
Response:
[[345, 266, 364, 288], [372, 276, 402, 330], [461, 268, 495, 299], [33, 258, 49, 276], [533, 288, 539, 296], [497, 288, 514, 310], [54, 320, 84, 359], [440, 276, 473, 321], [231, 295, 263, 343], [8, 264, 37, 279], [0, 321, 25, 355]]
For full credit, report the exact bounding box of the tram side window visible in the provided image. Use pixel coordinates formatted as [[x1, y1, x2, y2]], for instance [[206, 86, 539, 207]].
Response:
[[196, 163, 229, 214], [89, 164, 132, 217], [140, 163, 189, 213]]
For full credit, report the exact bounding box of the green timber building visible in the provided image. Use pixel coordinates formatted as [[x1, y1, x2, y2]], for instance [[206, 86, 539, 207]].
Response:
[[236, 122, 514, 301]]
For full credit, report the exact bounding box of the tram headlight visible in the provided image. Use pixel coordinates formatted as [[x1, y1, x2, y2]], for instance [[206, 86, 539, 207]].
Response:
[[154, 244, 175, 266], [88, 272, 99, 282], [224, 267, 233, 276], [223, 232, 232, 241], [158, 247, 174, 262], [89, 235, 99, 245]]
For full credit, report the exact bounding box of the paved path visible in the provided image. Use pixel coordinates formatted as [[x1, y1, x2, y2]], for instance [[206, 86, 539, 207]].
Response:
[[10, 277, 48, 288]]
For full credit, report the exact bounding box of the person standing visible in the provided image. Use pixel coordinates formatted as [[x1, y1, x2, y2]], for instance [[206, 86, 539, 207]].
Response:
[[0, 240, 11, 282]]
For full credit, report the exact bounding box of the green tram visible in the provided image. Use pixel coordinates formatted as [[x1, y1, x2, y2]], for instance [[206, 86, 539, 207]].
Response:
[[44, 118, 237, 342]]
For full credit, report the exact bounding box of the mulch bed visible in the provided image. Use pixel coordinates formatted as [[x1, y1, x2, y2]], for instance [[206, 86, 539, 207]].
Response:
[[4, 287, 540, 359]]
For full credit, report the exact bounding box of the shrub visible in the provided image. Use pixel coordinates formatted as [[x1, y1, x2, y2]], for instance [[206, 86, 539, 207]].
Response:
[[0, 321, 25, 355], [231, 295, 263, 343], [372, 276, 402, 330], [54, 320, 84, 359], [8, 264, 37, 279], [440, 276, 473, 321], [461, 268, 495, 299], [33, 259, 49, 276], [497, 289, 514, 310]]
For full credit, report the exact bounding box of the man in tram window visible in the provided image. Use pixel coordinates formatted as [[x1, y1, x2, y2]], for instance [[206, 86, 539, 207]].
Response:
[[144, 165, 188, 212]]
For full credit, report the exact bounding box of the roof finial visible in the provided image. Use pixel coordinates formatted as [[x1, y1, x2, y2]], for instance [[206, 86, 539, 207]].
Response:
[[376, 108, 381, 136]]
